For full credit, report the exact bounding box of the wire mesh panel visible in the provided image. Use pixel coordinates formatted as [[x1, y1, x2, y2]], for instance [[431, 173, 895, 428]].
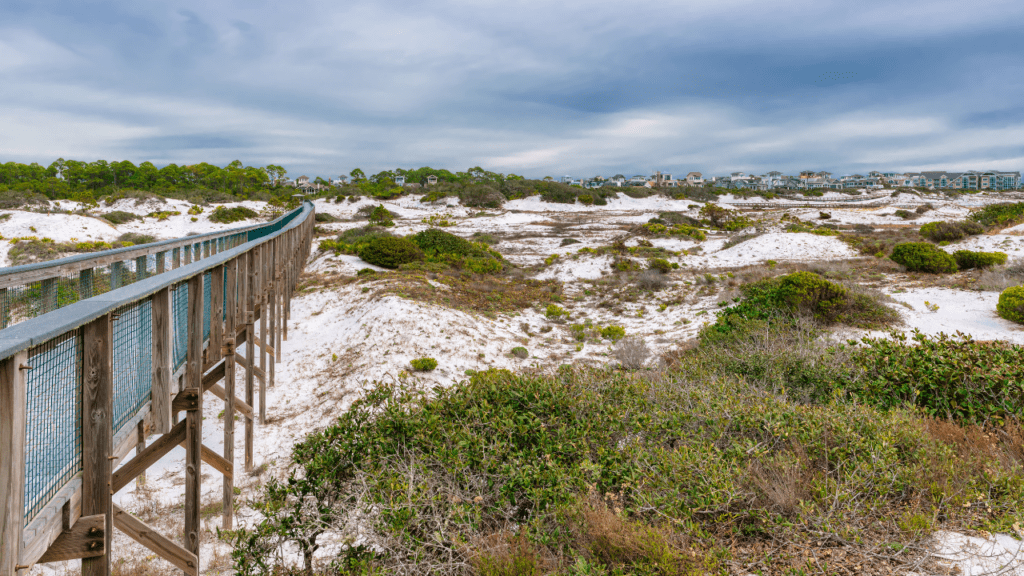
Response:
[[112, 300, 153, 434], [23, 331, 83, 522], [172, 282, 189, 371]]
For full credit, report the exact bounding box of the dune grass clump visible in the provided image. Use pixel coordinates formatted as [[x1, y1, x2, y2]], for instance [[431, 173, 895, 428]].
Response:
[[890, 242, 958, 273], [510, 346, 529, 359]]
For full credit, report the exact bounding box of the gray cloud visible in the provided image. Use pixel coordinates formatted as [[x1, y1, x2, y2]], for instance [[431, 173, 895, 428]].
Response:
[[1, 0, 1023, 177]]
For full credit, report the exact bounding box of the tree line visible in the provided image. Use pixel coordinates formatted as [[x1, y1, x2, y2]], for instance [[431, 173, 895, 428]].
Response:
[[0, 159, 288, 201]]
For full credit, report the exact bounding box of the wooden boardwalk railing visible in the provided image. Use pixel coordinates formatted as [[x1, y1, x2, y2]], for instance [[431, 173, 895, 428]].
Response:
[[1, 201, 315, 576]]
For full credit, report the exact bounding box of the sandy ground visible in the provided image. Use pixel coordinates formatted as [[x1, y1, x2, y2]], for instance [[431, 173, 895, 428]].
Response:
[[6, 189, 1024, 575]]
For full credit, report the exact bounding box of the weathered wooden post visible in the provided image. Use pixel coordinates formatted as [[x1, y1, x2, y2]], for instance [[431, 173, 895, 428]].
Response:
[[1, 351, 29, 575], [222, 260, 237, 530], [173, 247, 181, 269], [41, 278, 57, 314], [135, 256, 148, 282], [184, 274, 204, 569], [82, 313, 113, 576], [258, 244, 267, 423], [244, 248, 256, 471], [156, 251, 166, 275]]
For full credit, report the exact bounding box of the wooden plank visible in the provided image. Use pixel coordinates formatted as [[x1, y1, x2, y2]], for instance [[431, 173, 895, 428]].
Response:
[[174, 443, 232, 480], [18, 477, 81, 568], [111, 420, 186, 495], [151, 288, 172, 435], [184, 273, 203, 564], [82, 314, 113, 576], [222, 259, 237, 530], [36, 514, 104, 563], [172, 247, 180, 269], [1, 352, 28, 575], [156, 251, 166, 275], [136, 421, 146, 486], [112, 505, 197, 576]]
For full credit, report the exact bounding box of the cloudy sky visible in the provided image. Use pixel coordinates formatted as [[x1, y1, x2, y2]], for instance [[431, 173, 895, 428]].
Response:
[[1, 0, 1023, 178]]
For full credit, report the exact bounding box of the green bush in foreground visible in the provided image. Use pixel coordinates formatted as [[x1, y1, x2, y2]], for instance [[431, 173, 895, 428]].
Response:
[[890, 242, 958, 273], [997, 285, 1024, 324], [230, 366, 1024, 575], [409, 357, 437, 371], [209, 205, 258, 224], [953, 249, 1007, 269], [357, 237, 424, 269]]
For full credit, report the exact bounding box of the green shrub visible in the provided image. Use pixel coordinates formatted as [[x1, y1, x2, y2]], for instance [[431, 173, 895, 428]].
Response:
[[997, 286, 1024, 324], [545, 304, 566, 318], [357, 237, 424, 269], [953, 250, 1007, 270], [919, 221, 983, 242], [510, 346, 529, 359], [101, 211, 140, 225], [460, 184, 505, 208], [647, 258, 672, 273], [970, 202, 1024, 227], [894, 209, 915, 220], [187, 205, 203, 215], [601, 325, 626, 341], [412, 228, 483, 258], [209, 206, 258, 223], [698, 204, 753, 231], [843, 330, 1024, 424], [890, 242, 958, 273], [706, 271, 899, 337], [368, 204, 395, 226], [410, 357, 438, 371], [578, 194, 593, 205], [315, 212, 341, 223]]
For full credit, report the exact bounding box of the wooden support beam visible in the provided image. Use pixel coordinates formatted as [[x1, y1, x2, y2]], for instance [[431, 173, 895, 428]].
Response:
[[82, 314, 113, 576], [184, 274, 204, 565], [111, 420, 186, 495], [80, 268, 94, 300], [112, 505, 197, 576], [36, 514, 105, 563], [207, 383, 253, 420], [178, 443, 232, 480], [1, 351, 29, 575], [222, 258, 238, 530], [156, 251, 166, 275], [233, 355, 266, 383], [151, 288, 172, 435], [209, 266, 223, 367], [41, 278, 57, 314], [171, 389, 199, 412]]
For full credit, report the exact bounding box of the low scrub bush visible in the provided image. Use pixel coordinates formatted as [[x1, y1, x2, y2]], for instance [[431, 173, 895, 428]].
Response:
[[635, 269, 668, 290], [545, 304, 566, 318], [613, 336, 650, 369], [647, 257, 671, 273], [314, 212, 341, 223], [410, 357, 438, 371], [706, 271, 899, 337], [842, 330, 1024, 424], [357, 237, 424, 269], [100, 210, 140, 225], [890, 242, 958, 273], [411, 228, 504, 273], [919, 220, 983, 242], [460, 184, 504, 208], [209, 205, 258, 224], [970, 202, 1024, 227], [997, 286, 1024, 324], [601, 325, 626, 341], [698, 204, 753, 231], [510, 346, 529, 359], [230, 365, 1024, 575], [367, 204, 395, 226], [953, 249, 1007, 269]]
